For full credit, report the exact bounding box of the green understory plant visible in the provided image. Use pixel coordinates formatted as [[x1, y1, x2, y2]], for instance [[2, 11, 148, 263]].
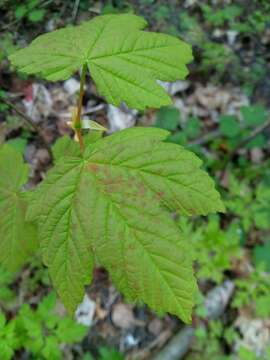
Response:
[[232, 265, 270, 318], [0, 267, 15, 305], [1, 14, 225, 324], [0, 292, 87, 360], [187, 318, 267, 360], [226, 171, 270, 232], [179, 216, 242, 284], [187, 319, 236, 360], [14, 0, 46, 24], [83, 347, 124, 360]]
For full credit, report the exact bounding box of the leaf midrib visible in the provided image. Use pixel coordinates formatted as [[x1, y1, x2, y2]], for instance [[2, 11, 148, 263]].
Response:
[[89, 43, 178, 61]]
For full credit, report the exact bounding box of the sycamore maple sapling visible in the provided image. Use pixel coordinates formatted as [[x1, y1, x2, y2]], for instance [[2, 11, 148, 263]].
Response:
[[0, 14, 225, 324]]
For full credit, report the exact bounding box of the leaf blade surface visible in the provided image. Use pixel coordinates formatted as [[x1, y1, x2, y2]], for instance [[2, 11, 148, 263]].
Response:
[[0, 146, 37, 271], [28, 128, 224, 320], [9, 14, 192, 109]]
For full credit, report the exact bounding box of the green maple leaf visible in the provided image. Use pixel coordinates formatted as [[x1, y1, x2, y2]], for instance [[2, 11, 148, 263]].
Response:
[[0, 146, 37, 272], [27, 128, 224, 322], [9, 14, 192, 109]]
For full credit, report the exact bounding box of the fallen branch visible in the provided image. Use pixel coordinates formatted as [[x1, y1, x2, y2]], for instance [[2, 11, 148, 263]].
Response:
[[189, 129, 221, 146], [190, 118, 270, 149], [230, 118, 270, 155], [127, 329, 172, 360]]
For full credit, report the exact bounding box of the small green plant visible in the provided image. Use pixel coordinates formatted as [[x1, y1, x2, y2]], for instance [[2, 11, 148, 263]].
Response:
[[0, 267, 15, 304], [187, 318, 263, 360], [253, 240, 270, 272], [154, 5, 170, 22], [219, 115, 241, 139], [225, 174, 253, 232], [216, 105, 268, 153], [226, 171, 270, 232], [232, 266, 270, 318], [186, 320, 236, 360], [0, 312, 18, 360], [0, 292, 87, 360], [20, 256, 50, 293], [83, 347, 124, 360], [0, 33, 17, 64], [179, 215, 242, 284], [1, 14, 225, 323], [200, 42, 238, 79], [201, 4, 242, 27], [154, 106, 202, 145], [0, 90, 9, 113], [154, 105, 181, 131], [14, 0, 46, 23], [238, 346, 258, 360]]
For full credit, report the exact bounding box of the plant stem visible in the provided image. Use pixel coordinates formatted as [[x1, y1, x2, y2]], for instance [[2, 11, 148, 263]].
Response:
[[218, 117, 270, 182], [72, 0, 80, 23], [75, 63, 87, 152]]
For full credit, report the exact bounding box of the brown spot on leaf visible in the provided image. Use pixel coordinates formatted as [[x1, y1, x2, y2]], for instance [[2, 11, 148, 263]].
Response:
[[138, 183, 145, 197], [104, 167, 111, 177], [127, 243, 136, 251], [156, 191, 165, 199], [127, 176, 137, 187], [88, 163, 100, 173]]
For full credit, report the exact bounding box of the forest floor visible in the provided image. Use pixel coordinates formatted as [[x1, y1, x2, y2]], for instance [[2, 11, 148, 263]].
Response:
[[0, 1, 270, 359]]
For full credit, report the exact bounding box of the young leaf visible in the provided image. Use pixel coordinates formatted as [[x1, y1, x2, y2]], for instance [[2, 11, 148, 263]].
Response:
[[184, 116, 202, 139], [241, 105, 268, 126], [81, 119, 107, 131], [253, 241, 270, 271], [154, 106, 180, 131], [27, 127, 224, 322], [9, 14, 192, 110], [219, 115, 241, 138], [0, 145, 37, 272], [28, 9, 46, 23]]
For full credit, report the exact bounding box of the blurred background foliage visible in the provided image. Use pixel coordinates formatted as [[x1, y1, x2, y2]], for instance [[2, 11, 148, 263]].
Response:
[[0, 0, 270, 359]]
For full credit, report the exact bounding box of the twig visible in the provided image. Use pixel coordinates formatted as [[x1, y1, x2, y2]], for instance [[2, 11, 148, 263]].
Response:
[[1, 97, 53, 158], [189, 128, 221, 146], [128, 329, 172, 360], [231, 118, 270, 154], [152, 326, 194, 360], [83, 103, 105, 115], [72, 0, 80, 23], [218, 118, 270, 181], [74, 63, 87, 152], [189, 116, 270, 149]]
